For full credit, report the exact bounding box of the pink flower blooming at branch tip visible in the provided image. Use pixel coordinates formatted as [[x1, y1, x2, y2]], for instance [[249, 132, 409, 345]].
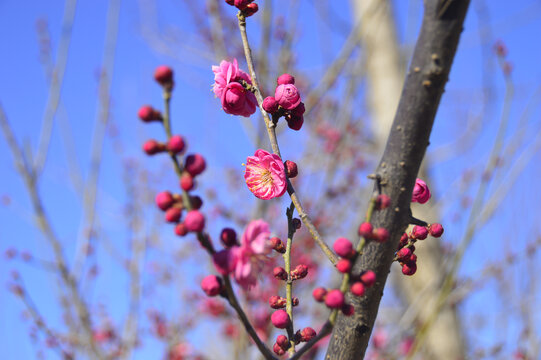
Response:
[[244, 149, 287, 200], [411, 178, 431, 204], [274, 83, 301, 110], [212, 59, 251, 98], [212, 59, 257, 117]]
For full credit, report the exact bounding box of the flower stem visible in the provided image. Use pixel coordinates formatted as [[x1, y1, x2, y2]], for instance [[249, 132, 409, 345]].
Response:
[[284, 203, 296, 354]]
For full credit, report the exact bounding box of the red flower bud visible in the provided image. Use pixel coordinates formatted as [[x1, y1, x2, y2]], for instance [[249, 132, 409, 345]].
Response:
[[351, 282, 365, 297], [243, 4, 258, 17], [155, 191, 174, 211], [402, 262, 417, 276], [325, 289, 345, 309], [220, 228, 238, 247], [333, 237, 353, 258], [341, 303, 355, 316], [180, 173, 194, 191], [312, 287, 327, 302], [271, 310, 291, 329], [184, 210, 205, 232], [273, 267, 288, 280], [184, 153, 206, 177], [412, 225, 428, 240], [398, 233, 409, 249], [291, 264, 308, 280], [285, 160, 298, 178], [269, 295, 287, 309], [262, 96, 279, 113], [174, 223, 188, 236], [373, 227, 390, 243], [397, 247, 413, 261], [154, 65, 173, 87], [429, 223, 444, 238], [165, 207, 182, 223], [270, 237, 285, 253], [138, 105, 162, 122], [276, 334, 289, 348], [360, 270, 376, 287], [358, 222, 373, 239], [201, 275, 222, 296], [300, 327, 316, 342], [189, 195, 203, 210], [143, 139, 166, 155], [277, 73, 295, 85], [375, 194, 391, 210], [167, 135, 185, 154], [286, 113, 304, 131], [273, 342, 285, 356], [336, 259, 352, 274]]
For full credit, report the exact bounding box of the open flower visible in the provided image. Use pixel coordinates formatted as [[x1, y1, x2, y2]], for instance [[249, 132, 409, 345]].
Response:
[[232, 219, 271, 289], [212, 59, 256, 116], [212, 220, 272, 290], [411, 178, 431, 204], [244, 149, 287, 200]]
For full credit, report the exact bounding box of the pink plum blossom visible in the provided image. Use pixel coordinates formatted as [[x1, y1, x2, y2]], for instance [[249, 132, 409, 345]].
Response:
[[212, 59, 257, 117], [212, 220, 272, 289], [221, 82, 258, 117], [244, 149, 287, 200], [232, 219, 271, 289], [411, 178, 431, 204], [274, 83, 301, 110], [212, 59, 250, 97]]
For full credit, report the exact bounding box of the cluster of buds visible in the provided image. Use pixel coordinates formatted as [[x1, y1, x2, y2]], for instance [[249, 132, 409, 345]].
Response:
[[155, 190, 205, 236], [272, 263, 308, 281], [312, 270, 376, 315], [358, 222, 390, 243], [396, 223, 444, 276], [272, 326, 316, 356], [225, 0, 258, 17], [269, 295, 299, 309], [262, 74, 306, 131], [140, 65, 208, 237]]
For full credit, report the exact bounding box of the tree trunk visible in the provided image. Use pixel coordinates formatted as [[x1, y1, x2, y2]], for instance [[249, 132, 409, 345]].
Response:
[[350, 0, 466, 359], [325, 1, 471, 358]]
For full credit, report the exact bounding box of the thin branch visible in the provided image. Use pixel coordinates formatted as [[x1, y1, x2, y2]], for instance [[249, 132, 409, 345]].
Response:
[[237, 12, 338, 265], [72, 0, 121, 280], [0, 104, 105, 359], [34, 0, 78, 174]]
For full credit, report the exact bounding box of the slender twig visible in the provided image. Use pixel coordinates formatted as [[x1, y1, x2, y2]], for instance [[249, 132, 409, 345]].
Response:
[[1, 104, 104, 359], [222, 276, 277, 360], [13, 281, 72, 357], [284, 203, 296, 354], [237, 12, 338, 265], [34, 0, 78, 174], [73, 0, 121, 281]]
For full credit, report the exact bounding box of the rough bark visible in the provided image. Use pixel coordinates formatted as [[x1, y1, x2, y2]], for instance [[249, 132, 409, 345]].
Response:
[[351, 0, 466, 359], [325, 1, 471, 359]]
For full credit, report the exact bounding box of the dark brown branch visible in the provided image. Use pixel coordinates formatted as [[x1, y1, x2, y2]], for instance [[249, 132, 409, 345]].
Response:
[[324, 1, 471, 359]]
